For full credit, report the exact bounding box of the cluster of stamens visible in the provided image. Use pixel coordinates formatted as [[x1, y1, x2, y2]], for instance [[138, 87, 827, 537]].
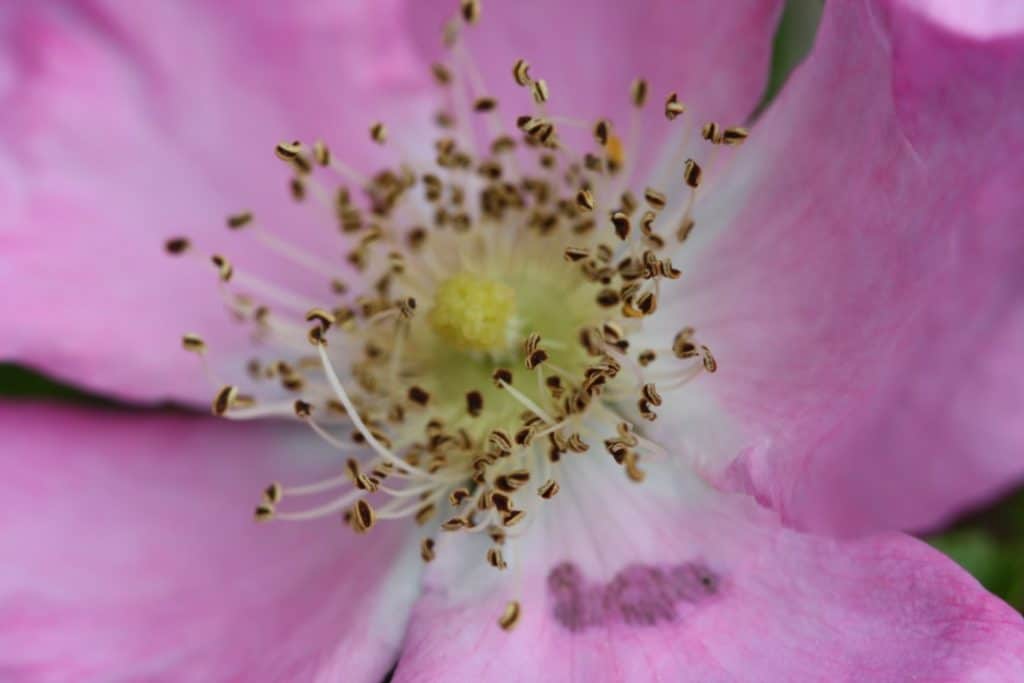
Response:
[[167, 0, 747, 632]]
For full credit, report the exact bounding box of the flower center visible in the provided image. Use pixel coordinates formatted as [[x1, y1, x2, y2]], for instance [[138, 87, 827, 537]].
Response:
[[428, 272, 516, 352], [165, 0, 746, 634]]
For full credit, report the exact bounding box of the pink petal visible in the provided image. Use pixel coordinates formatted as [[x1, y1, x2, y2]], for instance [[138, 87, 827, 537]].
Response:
[[403, 0, 784, 154], [0, 1, 431, 405], [677, 0, 1024, 533], [0, 402, 419, 681], [393, 455, 1024, 681]]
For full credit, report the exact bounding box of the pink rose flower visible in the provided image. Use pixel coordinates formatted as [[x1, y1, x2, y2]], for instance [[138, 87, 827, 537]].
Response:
[[1, 0, 1023, 680]]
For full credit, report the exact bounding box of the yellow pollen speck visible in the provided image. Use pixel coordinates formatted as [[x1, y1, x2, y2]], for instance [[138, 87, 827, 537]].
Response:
[[428, 272, 516, 351]]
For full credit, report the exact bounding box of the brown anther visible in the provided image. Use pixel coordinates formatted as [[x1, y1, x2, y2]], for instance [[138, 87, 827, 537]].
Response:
[[644, 188, 667, 211], [212, 385, 238, 416], [254, 483, 280, 508], [575, 189, 595, 212], [181, 333, 206, 354], [638, 398, 657, 421], [492, 368, 513, 387], [164, 237, 191, 255], [274, 140, 302, 160], [370, 122, 387, 144], [307, 325, 328, 347], [293, 399, 313, 419], [254, 504, 274, 522], [531, 79, 550, 104], [489, 491, 512, 512], [226, 211, 253, 229], [305, 307, 335, 331], [636, 291, 657, 316], [638, 349, 657, 367], [673, 327, 697, 358], [487, 547, 508, 570], [431, 63, 452, 85], [594, 119, 610, 146], [722, 126, 750, 146], [449, 488, 471, 506], [525, 349, 549, 370], [416, 504, 437, 526], [641, 383, 663, 407], [311, 140, 330, 166], [512, 58, 532, 86], [538, 479, 560, 499], [210, 254, 233, 282], [596, 289, 621, 307], [459, 390, 483, 417], [677, 216, 696, 242], [442, 517, 467, 531], [701, 121, 723, 144], [474, 96, 498, 112], [564, 246, 590, 262], [701, 345, 718, 373], [353, 499, 376, 533], [611, 211, 631, 240], [630, 78, 648, 107], [665, 92, 686, 120], [460, 0, 481, 24], [407, 385, 431, 406], [566, 433, 589, 453], [683, 158, 702, 188], [502, 509, 526, 527], [289, 153, 312, 175], [355, 473, 380, 493], [499, 600, 521, 631], [420, 538, 436, 562]]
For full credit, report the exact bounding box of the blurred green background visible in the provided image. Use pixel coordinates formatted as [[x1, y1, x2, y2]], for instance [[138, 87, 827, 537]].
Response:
[[1, 0, 1020, 613]]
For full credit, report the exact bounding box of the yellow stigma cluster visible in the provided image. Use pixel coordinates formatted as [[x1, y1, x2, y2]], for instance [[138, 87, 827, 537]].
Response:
[[428, 272, 517, 352]]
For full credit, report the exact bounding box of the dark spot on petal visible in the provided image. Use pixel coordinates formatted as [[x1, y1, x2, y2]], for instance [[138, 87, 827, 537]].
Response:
[[547, 560, 721, 632]]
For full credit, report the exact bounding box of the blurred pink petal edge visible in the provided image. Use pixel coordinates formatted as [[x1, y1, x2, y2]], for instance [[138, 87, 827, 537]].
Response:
[[0, 0, 1022, 681]]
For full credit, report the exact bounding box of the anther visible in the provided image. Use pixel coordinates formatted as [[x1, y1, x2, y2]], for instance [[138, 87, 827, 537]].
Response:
[[293, 399, 313, 419], [538, 479, 560, 499], [512, 58, 532, 86], [227, 211, 253, 229], [305, 307, 335, 331], [611, 211, 631, 240], [181, 333, 206, 354], [210, 254, 233, 282], [641, 383, 663, 406], [701, 122, 723, 144], [564, 246, 590, 262], [164, 237, 191, 255], [664, 92, 686, 120], [263, 483, 283, 505], [487, 547, 508, 570], [722, 126, 749, 146], [352, 499, 376, 533], [466, 390, 484, 417], [254, 504, 275, 522], [370, 122, 388, 144], [474, 97, 498, 112], [274, 141, 302, 161], [531, 79, 550, 104], [575, 189, 595, 212], [460, 0, 481, 24], [492, 368, 513, 387], [499, 600, 521, 631], [421, 538, 436, 563], [683, 159, 702, 188], [593, 119, 610, 146], [677, 216, 696, 242], [212, 385, 238, 416], [701, 345, 718, 373], [408, 385, 431, 406], [644, 188, 667, 210], [630, 78, 648, 108]]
